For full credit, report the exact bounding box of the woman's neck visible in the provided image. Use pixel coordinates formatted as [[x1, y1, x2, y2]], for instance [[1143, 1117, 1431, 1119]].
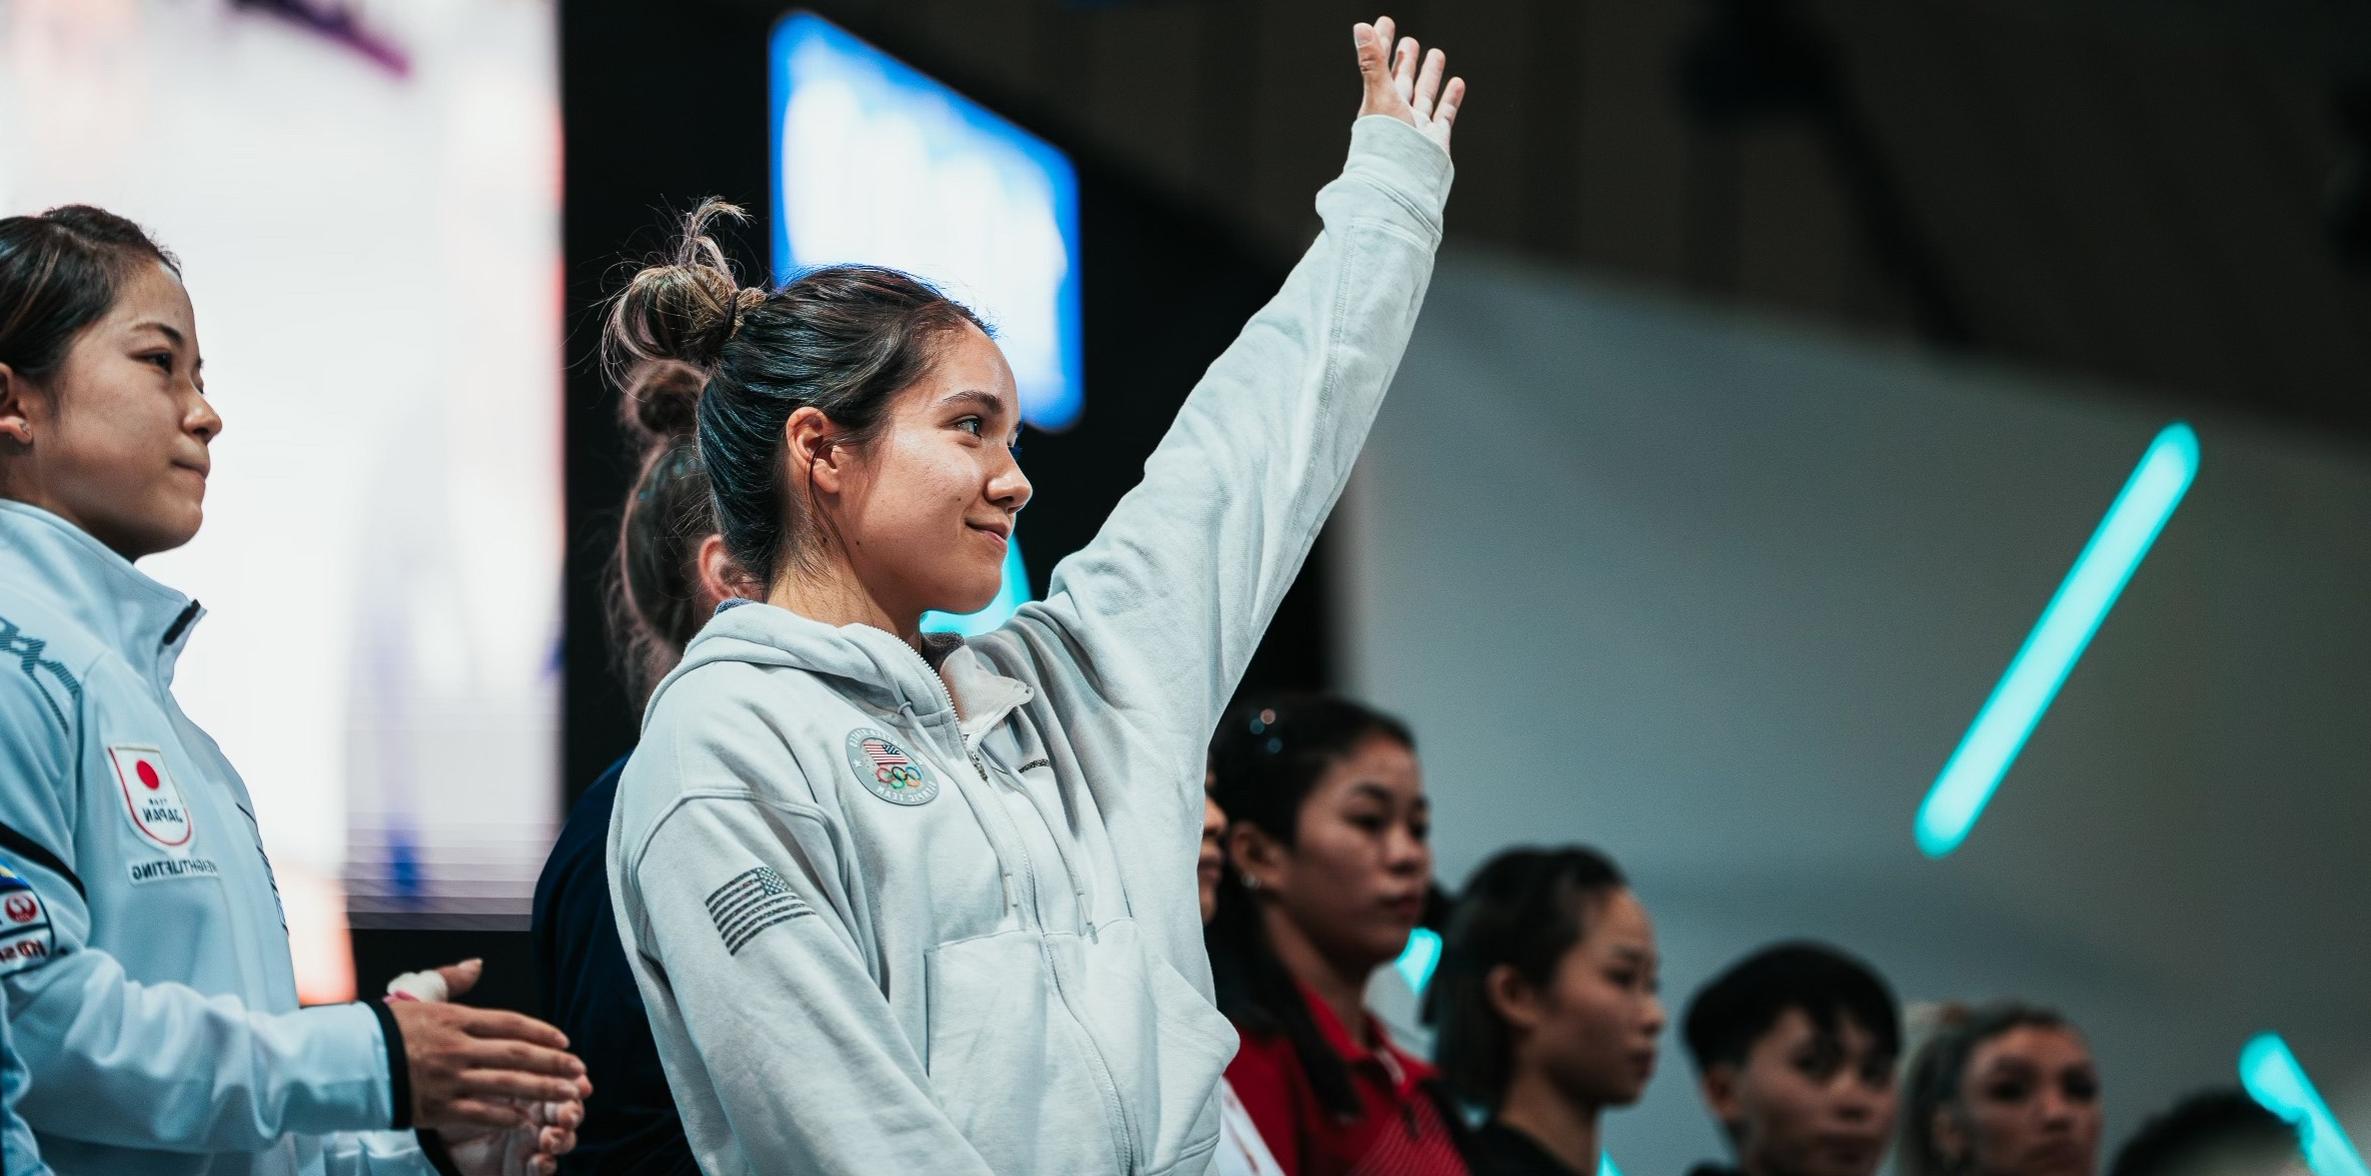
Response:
[[767, 561, 919, 647], [1494, 1070, 1601, 1176], [1257, 905, 1377, 1046]]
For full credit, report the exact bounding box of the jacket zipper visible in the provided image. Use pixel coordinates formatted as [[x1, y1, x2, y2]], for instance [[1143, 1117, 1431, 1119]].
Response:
[[903, 646, 1144, 1170]]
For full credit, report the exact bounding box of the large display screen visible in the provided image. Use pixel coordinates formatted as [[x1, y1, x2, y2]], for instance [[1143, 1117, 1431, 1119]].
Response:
[[0, 1, 563, 1001]]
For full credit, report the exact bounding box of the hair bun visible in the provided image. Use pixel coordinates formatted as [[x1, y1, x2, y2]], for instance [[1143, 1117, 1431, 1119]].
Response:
[[601, 198, 754, 390], [621, 359, 706, 443]]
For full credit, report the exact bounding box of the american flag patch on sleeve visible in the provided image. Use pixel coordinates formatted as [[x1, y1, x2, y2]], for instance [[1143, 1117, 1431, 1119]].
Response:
[[705, 866, 812, 955]]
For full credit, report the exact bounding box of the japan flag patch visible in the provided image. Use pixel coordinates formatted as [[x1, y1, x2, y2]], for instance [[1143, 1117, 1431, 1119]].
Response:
[[0, 860, 54, 977], [109, 744, 195, 856]]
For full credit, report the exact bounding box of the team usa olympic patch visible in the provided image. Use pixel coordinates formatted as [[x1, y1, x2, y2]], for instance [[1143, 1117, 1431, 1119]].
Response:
[[107, 744, 195, 856], [844, 728, 938, 806], [0, 860, 55, 976], [705, 866, 811, 955]]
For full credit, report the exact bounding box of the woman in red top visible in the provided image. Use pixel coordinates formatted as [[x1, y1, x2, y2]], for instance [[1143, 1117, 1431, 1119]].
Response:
[[1207, 696, 1468, 1176]]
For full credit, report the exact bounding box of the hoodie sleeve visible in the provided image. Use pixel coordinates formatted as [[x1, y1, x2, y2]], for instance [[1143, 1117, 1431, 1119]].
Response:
[[618, 791, 998, 1174], [0, 663, 401, 1153], [994, 115, 1452, 768]]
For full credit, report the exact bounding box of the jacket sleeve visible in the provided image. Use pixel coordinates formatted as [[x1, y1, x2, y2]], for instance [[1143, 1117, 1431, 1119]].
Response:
[[317, 1130, 448, 1175], [0, 666, 401, 1152], [993, 115, 1453, 771], [618, 790, 997, 1174]]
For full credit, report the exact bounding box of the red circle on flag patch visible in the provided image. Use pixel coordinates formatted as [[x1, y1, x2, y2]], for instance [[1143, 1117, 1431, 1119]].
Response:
[[137, 761, 161, 790], [3, 896, 34, 924]]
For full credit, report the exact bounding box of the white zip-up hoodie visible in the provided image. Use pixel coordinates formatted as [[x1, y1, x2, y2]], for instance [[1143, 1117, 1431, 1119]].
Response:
[[606, 114, 1453, 1175], [0, 500, 437, 1175]]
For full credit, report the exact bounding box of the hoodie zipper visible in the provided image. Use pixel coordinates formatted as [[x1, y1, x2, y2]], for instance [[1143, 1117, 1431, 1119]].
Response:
[[901, 643, 1144, 1170]]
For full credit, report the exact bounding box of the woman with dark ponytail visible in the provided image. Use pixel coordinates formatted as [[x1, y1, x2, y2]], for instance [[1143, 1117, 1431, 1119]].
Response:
[[1205, 695, 1464, 1175], [602, 18, 1465, 1174], [530, 360, 743, 1175], [1432, 847, 1663, 1176]]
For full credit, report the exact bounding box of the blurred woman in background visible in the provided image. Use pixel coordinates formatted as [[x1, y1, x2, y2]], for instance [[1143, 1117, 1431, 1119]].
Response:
[[1207, 695, 1467, 1176], [1432, 846, 1664, 1176], [1900, 1004, 2104, 1176]]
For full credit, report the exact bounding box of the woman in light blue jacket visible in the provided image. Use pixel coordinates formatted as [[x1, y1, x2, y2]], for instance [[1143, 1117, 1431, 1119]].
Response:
[[601, 16, 1465, 1175], [0, 205, 587, 1175]]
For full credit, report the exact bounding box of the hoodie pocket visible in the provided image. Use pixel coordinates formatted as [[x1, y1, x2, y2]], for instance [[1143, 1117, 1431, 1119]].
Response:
[[1070, 919, 1239, 1173], [924, 929, 1129, 1174]]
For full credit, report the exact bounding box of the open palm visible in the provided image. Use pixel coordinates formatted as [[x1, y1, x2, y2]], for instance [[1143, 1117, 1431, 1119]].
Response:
[[1354, 16, 1466, 153]]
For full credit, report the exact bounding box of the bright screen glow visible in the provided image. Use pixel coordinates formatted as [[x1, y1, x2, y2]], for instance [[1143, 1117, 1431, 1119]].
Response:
[[770, 10, 1083, 431], [0, 1, 563, 999]]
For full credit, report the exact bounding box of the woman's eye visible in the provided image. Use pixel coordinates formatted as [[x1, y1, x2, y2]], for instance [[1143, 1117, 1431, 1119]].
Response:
[[142, 352, 172, 372], [1985, 1082, 2031, 1102], [2064, 1075, 2099, 1102], [956, 416, 984, 436]]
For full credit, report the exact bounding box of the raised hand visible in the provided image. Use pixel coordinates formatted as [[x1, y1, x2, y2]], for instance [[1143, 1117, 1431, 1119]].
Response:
[[1354, 15, 1466, 153]]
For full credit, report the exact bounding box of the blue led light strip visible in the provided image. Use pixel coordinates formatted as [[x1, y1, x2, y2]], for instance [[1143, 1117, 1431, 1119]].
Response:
[[2241, 1034, 2369, 1176], [1915, 423, 2199, 858], [1392, 927, 1442, 994]]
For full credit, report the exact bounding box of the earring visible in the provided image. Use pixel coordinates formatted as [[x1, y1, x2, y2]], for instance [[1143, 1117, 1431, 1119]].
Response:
[[1241, 873, 1261, 892]]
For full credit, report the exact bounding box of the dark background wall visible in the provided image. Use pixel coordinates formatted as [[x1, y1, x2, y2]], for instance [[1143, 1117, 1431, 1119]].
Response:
[[790, 0, 2371, 436]]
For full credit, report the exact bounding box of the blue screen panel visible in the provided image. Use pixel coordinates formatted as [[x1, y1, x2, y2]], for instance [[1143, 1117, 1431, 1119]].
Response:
[[769, 11, 1083, 432]]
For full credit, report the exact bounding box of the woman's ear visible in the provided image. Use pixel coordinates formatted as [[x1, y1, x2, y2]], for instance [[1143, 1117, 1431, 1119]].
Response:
[[1484, 963, 1543, 1033], [693, 533, 754, 608], [0, 364, 35, 446], [782, 405, 846, 494], [1228, 822, 1287, 894], [1930, 1105, 1969, 1172]]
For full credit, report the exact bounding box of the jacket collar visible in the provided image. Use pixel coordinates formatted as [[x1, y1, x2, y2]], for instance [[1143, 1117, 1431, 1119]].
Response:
[[1296, 978, 1436, 1095], [658, 599, 1033, 737], [0, 499, 203, 683]]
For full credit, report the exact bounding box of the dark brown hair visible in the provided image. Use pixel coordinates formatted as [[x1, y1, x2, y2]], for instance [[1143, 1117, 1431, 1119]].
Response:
[[0, 205, 181, 386], [1205, 695, 1419, 1120], [605, 359, 725, 707], [1431, 845, 1630, 1110], [1900, 1002, 2079, 1176], [601, 200, 987, 584]]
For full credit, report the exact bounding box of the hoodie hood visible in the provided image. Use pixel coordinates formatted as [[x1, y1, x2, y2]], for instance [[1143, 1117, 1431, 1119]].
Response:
[[650, 600, 1031, 739]]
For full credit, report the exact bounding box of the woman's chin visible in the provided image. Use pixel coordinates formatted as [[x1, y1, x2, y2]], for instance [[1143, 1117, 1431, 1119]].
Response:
[[931, 585, 1003, 617]]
